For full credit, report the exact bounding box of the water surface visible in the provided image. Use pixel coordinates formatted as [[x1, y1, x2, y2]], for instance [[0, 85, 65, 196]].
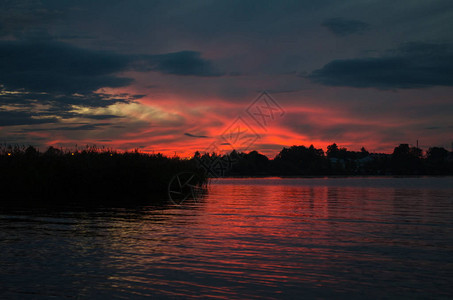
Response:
[[1, 177, 452, 298]]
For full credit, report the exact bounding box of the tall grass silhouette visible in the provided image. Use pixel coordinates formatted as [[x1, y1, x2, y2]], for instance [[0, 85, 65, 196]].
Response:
[[0, 145, 206, 206]]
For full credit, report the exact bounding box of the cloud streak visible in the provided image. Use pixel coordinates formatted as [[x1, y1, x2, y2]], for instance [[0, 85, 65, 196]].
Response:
[[0, 110, 58, 126], [322, 18, 370, 36], [184, 132, 209, 138], [145, 51, 224, 77], [308, 42, 453, 89]]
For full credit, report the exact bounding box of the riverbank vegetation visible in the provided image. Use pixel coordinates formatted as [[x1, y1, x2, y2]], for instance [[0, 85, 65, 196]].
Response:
[[1, 143, 452, 205], [0, 145, 205, 205]]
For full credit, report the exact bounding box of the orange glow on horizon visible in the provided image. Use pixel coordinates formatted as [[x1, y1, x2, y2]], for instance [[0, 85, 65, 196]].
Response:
[[28, 89, 434, 157]]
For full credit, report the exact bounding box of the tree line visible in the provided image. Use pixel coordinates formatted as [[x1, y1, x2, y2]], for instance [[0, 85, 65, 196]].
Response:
[[195, 143, 453, 176]]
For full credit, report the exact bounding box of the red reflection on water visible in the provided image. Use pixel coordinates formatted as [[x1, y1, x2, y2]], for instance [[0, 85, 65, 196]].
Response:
[[102, 178, 453, 298]]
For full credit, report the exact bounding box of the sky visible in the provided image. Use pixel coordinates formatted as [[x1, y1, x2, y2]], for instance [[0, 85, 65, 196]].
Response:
[[0, 0, 452, 157]]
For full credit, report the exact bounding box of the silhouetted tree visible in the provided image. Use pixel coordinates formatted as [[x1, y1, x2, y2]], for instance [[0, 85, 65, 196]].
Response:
[[25, 146, 39, 156], [425, 147, 451, 174], [194, 151, 201, 158], [427, 147, 448, 161], [273, 145, 326, 175], [391, 144, 424, 174], [327, 143, 339, 158], [360, 147, 369, 157], [44, 146, 62, 156], [229, 150, 269, 175]]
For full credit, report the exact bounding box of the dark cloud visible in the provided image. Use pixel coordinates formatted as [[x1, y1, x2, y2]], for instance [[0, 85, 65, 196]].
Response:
[[308, 42, 453, 89], [0, 110, 58, 126], [0, 89, 129, 127], [0, 40, 224, 95], [0, 0, 61, 38], [54, 123, 109, 131], [145, 51, 224, 77], [81, 114, 123, 120], [322, 18, 370, 36], [0, 40, 132, 93], [47, 93, 131, 108], [184, 132, 209, 138], [21, 123, 112, 131], [0, 90, 129, 113]]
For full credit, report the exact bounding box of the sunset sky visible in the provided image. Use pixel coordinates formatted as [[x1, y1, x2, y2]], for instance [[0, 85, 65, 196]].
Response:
[[1, 0, 452, 157]]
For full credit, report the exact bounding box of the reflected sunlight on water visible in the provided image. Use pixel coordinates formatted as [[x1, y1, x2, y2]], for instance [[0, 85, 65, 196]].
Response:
[[1, 177, 452, 298]]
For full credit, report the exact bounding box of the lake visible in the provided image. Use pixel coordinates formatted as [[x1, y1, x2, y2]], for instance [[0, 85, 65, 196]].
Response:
[[1, 177, 452, 299]]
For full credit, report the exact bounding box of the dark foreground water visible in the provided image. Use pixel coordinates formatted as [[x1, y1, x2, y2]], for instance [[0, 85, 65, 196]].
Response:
[[1, 177, 452, 299]]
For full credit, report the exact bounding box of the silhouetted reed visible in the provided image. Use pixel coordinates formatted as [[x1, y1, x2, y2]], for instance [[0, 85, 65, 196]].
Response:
[[0, 145, 206, 206]]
